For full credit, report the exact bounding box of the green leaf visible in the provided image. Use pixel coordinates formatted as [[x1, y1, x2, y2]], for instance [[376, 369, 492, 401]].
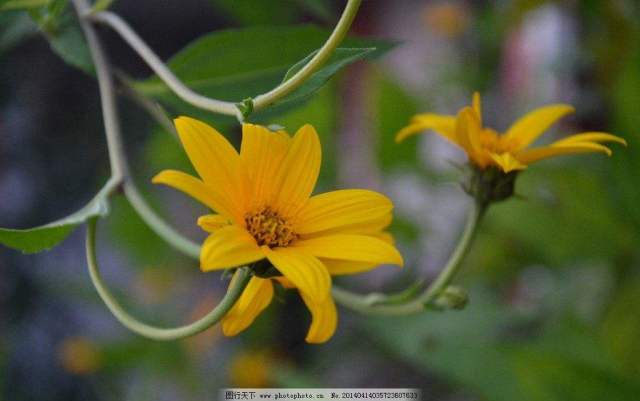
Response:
[[271, 47, 376, 108], [135, 25, 393, 124], [0, 180, 115, 254], [0, 0, 48, 11], [27, 0, 94, 74], [43, 19, 94, 74]]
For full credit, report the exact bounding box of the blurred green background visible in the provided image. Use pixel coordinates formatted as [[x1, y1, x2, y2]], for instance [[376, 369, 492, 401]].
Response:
[[1, 0, 640, 400]]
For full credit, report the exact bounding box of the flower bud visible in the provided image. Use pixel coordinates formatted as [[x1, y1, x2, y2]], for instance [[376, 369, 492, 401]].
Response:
[[463, 165, 519, 206], [433, 285, 469, 310]]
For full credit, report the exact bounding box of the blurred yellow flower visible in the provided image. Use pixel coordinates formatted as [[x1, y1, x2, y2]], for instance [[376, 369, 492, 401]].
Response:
[[57, 336, 102, 375], [153, 117, 403, 343], [422, 2, 470, 39], [396, 92, 626, 173], [229, 349, 277, 387]]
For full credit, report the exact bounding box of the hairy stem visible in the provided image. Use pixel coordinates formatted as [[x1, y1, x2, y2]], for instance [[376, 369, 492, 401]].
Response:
[[86, 218, 249, 340]]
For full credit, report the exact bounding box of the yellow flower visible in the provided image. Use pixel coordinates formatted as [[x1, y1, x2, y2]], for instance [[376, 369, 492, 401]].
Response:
[[396, 92, 626, 173], [229, 349, 278, 387], [153, 117, 403, 343], [57, 337, 102, 375]]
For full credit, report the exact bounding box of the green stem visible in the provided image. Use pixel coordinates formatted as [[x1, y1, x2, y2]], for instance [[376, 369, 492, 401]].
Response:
[[73, 0, 249, 341], [73, 0, 128, 180], [88, 0, 361, 117], [85, 218, 250, 340], [115, 70, 178, 138], [123, 181, 201, 259], [332, 201, 486, 315], [252, 0, 362, 111], [73, 0, 200, 258]]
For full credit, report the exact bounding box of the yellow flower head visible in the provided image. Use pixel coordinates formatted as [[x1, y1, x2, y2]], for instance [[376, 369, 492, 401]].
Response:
[[57, 337, 102, 375], [396, 92, 626, 174], [153, 117, 403, 343]]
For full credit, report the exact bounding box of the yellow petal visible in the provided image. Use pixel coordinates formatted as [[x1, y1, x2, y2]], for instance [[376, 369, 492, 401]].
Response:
[[395, 114, 459, 145], [515, 142, 613, 165], [200, 225, 264, 271], [262, 246, 331, 304], [274, 276, 295, 289], [174, 116, 248, 219], [295, 189, 393, 236], [152, 170, 239, 221], [293, 234, 404, 267], [222, 275, 273, 336], [320, 258, 378, 275], [240, 124, 291, 209], [455, 107, 485, 165], [503, 104, 575, 150], [374, 231, 395, 244], [472, 92, 482, 125], [549, 131, 627, 147], [299, 292, 337, 344], [489, 152, 527, 173], [270, 124, 321, 218], [197, 214, 231, 233], [305, 212, 393, 238]]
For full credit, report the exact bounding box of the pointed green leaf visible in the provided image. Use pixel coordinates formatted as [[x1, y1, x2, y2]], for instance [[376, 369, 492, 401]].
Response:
[[27, 0, 94, 74], [270, 47, 376, 109], [135, 25, 394, 123], [0, 180, 115, 253]]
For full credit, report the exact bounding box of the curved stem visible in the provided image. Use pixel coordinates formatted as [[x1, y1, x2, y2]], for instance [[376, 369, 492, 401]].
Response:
[[73, 0, 201, 259], [252, 0, 362, 111], [123, 181, 201, 259], [115, 70, 178, 138], [88, 11, 239, 116], [332, 201, 486, 315], [73, 0, 128, 180], [86, 218, 250, 340], [88, 0, 361, 116], [414, 201, 484, 304]]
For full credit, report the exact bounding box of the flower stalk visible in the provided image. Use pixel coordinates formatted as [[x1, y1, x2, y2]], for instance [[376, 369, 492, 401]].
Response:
[[86, 218, 251, 340], [332, 200, 485, 315]]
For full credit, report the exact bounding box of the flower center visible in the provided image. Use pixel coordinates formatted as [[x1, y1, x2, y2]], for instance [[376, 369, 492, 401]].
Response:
[[244, 207, 297, 248]]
